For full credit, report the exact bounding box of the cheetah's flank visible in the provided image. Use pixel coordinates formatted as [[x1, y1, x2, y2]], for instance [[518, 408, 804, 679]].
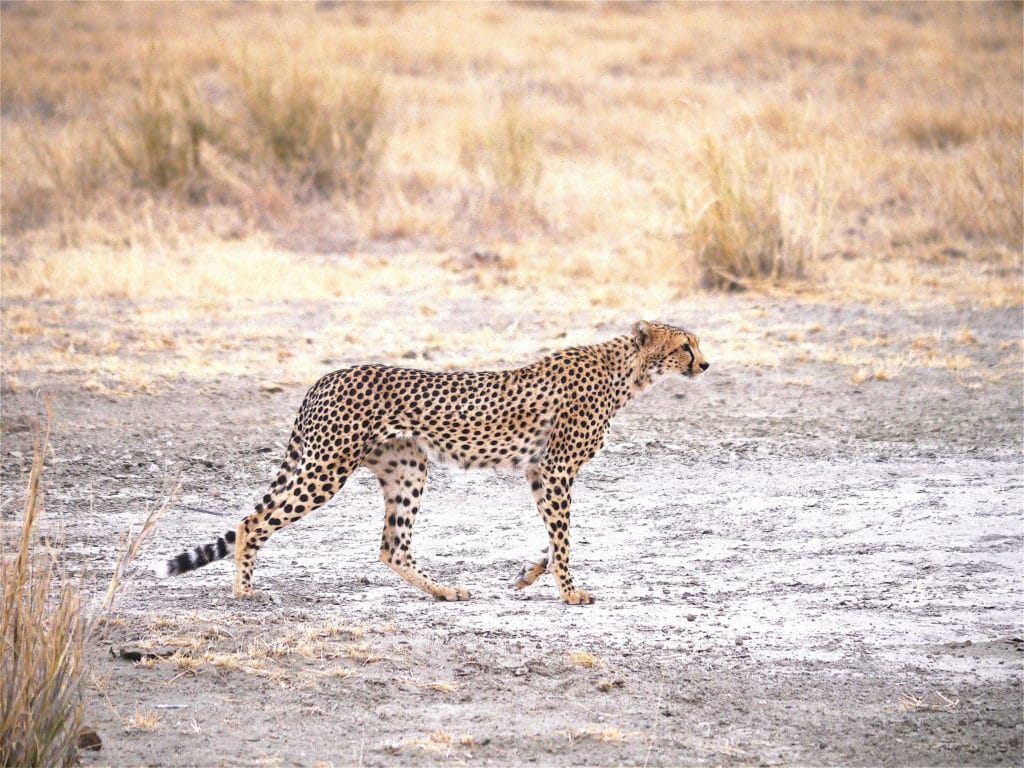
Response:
[[162, 321, 709, 605]]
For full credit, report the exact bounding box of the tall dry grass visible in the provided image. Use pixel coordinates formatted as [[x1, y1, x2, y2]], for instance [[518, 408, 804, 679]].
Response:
[[0, 1, 1020, 289], [458, 92, 545, 234], [0, 413, 84, 768], [238, 57, 387, 199], [103, 62, 211, 194], [0, 409, 169, 767]]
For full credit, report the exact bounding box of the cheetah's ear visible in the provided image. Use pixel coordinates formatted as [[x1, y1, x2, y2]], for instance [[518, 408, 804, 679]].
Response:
[[633, 321, 652, 345]]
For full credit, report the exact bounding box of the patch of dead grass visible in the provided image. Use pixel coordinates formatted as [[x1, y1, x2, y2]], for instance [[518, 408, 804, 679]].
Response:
[[567, 649, 605, 669], [123, 709, 159, 731], [568, 725, 633, 743], [0, 2, 1018, 299], [386, 731, 477, 755], [893, 691, 961, 713], [426, 680, 459, 694]]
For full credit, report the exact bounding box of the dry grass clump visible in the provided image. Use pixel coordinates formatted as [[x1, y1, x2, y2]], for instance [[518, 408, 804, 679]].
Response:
[[679, 136, 834, 290], [20, 122, 114, 225], [0, 409, 168, 767], [123, 709, 159, 731], [104, 62, 212, 194], [569, 725, 629, 743], [239, 62, 386, 199], [2, 24, 388, 244], [681, 136, 785, 290], [897, 107, 986, 151], [893, 691, 960, 713], [951, 142, 1023, 247], [0, 419, 84, 768], [388, 731, 476, 754], [567, 649, 605, 669], [459, 93, 544, 232]]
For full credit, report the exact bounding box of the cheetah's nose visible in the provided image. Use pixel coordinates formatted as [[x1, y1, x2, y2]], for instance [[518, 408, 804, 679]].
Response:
[[699, 361, 710, 371]]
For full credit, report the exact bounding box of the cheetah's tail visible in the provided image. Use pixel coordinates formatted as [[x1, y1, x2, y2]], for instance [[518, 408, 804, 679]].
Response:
[[159, 415, 304, 579], [158, 530, 236, 577]]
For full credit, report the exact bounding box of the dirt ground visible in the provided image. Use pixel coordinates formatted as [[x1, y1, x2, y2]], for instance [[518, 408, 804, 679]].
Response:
[[1, 294, 1022, 767]]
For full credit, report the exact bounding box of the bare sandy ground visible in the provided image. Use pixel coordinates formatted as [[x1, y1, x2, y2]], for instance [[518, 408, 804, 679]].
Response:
[[1, 295, 1021, 766]]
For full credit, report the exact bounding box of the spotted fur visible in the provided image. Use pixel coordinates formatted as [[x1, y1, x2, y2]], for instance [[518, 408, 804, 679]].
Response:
[[163, 321, 709, 605]]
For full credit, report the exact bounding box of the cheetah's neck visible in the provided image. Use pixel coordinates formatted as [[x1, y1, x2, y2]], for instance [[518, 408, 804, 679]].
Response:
[[597, 335, 651, 413]]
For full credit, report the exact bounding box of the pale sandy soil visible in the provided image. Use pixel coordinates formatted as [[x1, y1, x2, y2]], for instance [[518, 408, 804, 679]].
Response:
[[1, 293, 1021, 766]]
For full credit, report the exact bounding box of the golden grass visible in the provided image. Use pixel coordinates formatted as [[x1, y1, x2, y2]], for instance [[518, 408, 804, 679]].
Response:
[[567, 649, 605, 669], [0, 1, 1018, 283], [389, 731, 476, 754], [0, 415, 85, 768], [237, 59, 386, 198], [2, 244, 1016, 395], [678, 134, 836, 289], [1, 3, 1020, 397], [426, 681, 459, 694], [136, 620, 391, 685], [0, 408, 166, 767], [893, 691, 960, 713], [123, 709, 160, 731], [568, 725, 633, 743]]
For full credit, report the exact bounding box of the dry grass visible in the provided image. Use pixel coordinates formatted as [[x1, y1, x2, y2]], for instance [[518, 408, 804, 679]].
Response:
[[388, 731, 476, 755], [567, 649, 605, 669], [0, 2, 1018, 286], [238, 60, 386, 199], [0, 413, 84, 768], [679, 134, 835, 289], [2, 244, 1014, 395], [103, 55, 209, 195], [135, 621, 390, 684], [458, 92, 545, 234], [0, 404, 168, 767], [893, 691, 961, 713], [0, 3, 1020, 396], [568, 725, 631, 743], [426, 681, 459, 694], [123, 709, 160, 731]]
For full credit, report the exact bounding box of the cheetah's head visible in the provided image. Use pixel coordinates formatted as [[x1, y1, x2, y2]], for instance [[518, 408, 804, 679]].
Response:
[[633, 321, 709, 379]]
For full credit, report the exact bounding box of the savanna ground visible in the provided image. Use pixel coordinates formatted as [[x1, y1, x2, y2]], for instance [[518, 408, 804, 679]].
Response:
[[1, 2, 1022, 766]]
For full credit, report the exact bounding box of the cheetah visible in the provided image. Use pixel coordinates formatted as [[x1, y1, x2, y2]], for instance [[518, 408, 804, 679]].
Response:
[[162, 321, 709, 605]]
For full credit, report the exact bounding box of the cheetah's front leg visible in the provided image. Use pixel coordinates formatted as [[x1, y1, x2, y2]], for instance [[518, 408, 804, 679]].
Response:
[[522, 464, 593, 605]]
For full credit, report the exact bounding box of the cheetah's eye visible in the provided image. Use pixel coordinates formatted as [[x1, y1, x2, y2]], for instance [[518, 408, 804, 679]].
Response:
[[682, 343, 692, 353]]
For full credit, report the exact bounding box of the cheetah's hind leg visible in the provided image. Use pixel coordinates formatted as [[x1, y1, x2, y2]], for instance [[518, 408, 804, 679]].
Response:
[[233, 450, 350, 598], [365, 439, 470, 601], [512, 547, 549, 590]]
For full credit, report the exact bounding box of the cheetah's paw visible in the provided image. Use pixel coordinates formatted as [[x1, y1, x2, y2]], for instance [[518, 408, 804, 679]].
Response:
[[561, 588, 595, 605], [435, 584, 471, 601]]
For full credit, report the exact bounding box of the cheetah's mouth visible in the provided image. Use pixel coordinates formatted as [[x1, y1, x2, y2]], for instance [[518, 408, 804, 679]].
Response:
[[684, 366, 707, 378]]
